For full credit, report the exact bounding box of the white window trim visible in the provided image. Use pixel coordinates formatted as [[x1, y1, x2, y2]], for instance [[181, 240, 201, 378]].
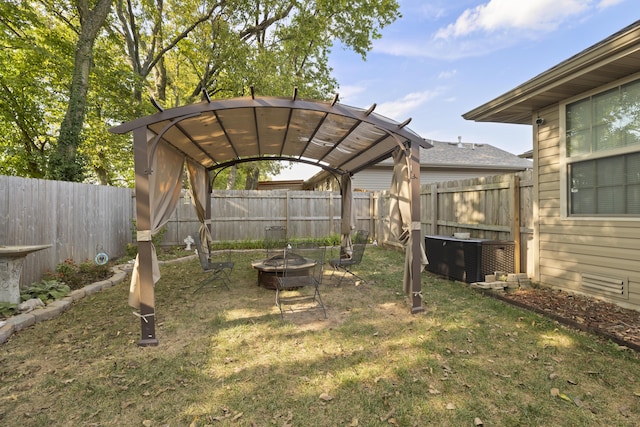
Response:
[[560, 71, 640, 221]]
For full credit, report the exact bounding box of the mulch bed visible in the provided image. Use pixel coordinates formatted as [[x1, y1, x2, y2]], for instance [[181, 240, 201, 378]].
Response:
[[490, 287, 640, 351]]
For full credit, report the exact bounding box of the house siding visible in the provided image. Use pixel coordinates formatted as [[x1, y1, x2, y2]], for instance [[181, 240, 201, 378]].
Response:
[[536, 104, 640, 309], [352, 168, 522, 192]]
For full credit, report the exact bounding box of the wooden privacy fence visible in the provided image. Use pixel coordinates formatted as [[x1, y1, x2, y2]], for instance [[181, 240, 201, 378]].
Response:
[[1, 170, 532, 288], [0, 176, 133, 286], [158, 190, 377, 245], [420, 170, 533, 273], [375, 171, 533, 273]]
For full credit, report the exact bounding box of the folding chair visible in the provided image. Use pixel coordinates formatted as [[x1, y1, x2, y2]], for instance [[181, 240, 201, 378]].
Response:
[[275, 245, 327, 320], [329, 229, 369, 286], [193, 234, 234, 292], [264, 225, 287, 258]]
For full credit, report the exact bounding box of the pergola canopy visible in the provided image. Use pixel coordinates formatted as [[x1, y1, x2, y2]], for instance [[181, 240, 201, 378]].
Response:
[[110, 94, 429, 346], [111, 95, 431, 177]]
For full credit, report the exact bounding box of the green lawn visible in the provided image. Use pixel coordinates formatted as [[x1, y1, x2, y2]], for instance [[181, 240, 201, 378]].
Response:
[[1, 246, 639, 426]]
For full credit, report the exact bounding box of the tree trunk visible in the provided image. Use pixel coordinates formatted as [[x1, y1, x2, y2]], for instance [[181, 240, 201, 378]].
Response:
[[50, 0, 112, 182], [245, 165, 260, 190], [226, 165, 236, 189]]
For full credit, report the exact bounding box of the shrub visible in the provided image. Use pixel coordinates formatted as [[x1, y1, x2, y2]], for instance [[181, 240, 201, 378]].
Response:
[[44, 258, 112, 290], [0, 302, 17, 319], [21, 280, 70, 303]]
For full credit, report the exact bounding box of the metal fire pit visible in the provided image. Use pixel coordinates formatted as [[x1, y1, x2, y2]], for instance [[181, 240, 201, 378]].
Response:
[[251, 252, 314, 290]]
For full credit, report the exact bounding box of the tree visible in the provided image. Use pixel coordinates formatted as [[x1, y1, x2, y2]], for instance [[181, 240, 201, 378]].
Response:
[[49, 0, 113, 182], [1, 0, 400, 185], [0, 1, 72, 178]]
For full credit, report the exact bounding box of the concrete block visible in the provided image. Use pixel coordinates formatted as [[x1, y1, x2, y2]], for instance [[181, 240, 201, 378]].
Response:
[[7, 313, 36, 332], [92, 279, 112, 290], [83, 282, 104, 296], [69, 288, 86, 301], [0, 322, 15, 344], [49, 298, 72, 311], [109, 270, 127, 285], [33, 304, 66, 322]]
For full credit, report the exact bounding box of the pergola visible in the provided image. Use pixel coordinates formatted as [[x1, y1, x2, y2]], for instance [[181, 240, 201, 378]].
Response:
[[110, 93, 431, 346]]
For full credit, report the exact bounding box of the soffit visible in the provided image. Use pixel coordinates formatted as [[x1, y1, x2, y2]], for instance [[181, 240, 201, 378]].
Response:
[[463, 20, 640, 125], [110, 96, 430, 176]]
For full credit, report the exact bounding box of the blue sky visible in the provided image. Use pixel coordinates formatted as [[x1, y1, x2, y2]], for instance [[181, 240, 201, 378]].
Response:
[[274, 0, 636, 180]]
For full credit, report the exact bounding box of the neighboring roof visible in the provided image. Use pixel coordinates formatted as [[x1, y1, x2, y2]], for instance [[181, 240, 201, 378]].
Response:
[[256, 180, 304, 190], [110, 95, 431, 177], [375, 139, 532, 170], [463, 19, 640, 124], [304, 139, 531, 187]]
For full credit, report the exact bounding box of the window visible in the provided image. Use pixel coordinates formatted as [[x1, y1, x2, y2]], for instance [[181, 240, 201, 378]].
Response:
[[565, 78, 640, 216]]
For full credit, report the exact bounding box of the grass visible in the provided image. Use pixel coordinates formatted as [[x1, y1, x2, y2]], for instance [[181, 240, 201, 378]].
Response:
[[1, 246, 639, 426]]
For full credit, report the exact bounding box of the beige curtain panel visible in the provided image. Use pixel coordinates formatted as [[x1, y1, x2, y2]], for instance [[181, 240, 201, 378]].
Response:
[[129, 140, 185, 309]]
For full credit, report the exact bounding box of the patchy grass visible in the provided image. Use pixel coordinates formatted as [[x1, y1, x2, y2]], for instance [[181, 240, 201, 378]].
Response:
[[1, 246, 639, 426]]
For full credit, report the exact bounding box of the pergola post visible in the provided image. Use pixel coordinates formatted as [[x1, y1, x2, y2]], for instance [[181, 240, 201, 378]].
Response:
[[133, 127, 158, 346], [409, 142, 424, 313]]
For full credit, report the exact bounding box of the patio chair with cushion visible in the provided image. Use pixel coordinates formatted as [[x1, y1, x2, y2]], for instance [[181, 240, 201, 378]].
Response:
[[275, 245, 327, 320], [193, 234, 234, 292]]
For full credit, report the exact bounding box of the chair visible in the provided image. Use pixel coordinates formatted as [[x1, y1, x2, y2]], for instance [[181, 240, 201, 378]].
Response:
[[275, 245, 327, 320], [353, 229, 369, 244], [329, 230, 369, 286], [193, 234, 234, 292], [264, 225, 287, 258]]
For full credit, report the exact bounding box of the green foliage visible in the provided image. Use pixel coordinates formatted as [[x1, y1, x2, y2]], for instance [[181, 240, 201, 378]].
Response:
[[20, 279, 70, 303], [1, 0, 400, 185], [44, 258, 111, 290], [0, 302, 18, 319]]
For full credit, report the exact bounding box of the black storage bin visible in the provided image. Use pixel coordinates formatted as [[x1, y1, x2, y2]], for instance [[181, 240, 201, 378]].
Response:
[[424, 235, 514, 283]]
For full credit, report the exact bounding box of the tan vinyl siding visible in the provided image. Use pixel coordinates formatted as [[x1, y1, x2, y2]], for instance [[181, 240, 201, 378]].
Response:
[[536, 103, 640, 309], [352, 168, 519, 192]]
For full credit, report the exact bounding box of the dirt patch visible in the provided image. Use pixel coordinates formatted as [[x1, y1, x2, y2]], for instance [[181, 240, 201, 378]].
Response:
[[495, 287, 640, 351]]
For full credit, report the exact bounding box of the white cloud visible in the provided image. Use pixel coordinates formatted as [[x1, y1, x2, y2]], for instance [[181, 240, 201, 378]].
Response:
[[435, 0, 589, 40], [336, 84, 367, 102], [438, 69, 457, 79], [597, 0, 625, 8], [373, 0, 628, 60], [376, 90, 441, 120]]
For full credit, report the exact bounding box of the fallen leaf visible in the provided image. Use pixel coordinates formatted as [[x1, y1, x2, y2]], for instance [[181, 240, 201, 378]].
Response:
[[142, 420, 152, 427], [550, 388, 560, 397], [428, 387, 441, 394], [567, 379, 578, 385], [446, 403, 456, 410], [549, 373, 558, 380], [474, 417, 484, 426], [380, 409, 395, 421], [231, 412, 243, 421], [558, 392, 573, 402], [387, 418, 399, 425], [319, 392, 333, 401], [349, 417, 359, 426]]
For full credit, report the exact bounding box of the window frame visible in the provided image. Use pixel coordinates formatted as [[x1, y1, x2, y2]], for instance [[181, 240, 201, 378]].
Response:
[[560, 72, 640, 220]]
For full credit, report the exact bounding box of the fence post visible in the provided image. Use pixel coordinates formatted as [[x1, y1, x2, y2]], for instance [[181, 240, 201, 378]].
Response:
[[430, 183, 438, 235], [510, 174, 521, 273], [285, 190, 290, 234]]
